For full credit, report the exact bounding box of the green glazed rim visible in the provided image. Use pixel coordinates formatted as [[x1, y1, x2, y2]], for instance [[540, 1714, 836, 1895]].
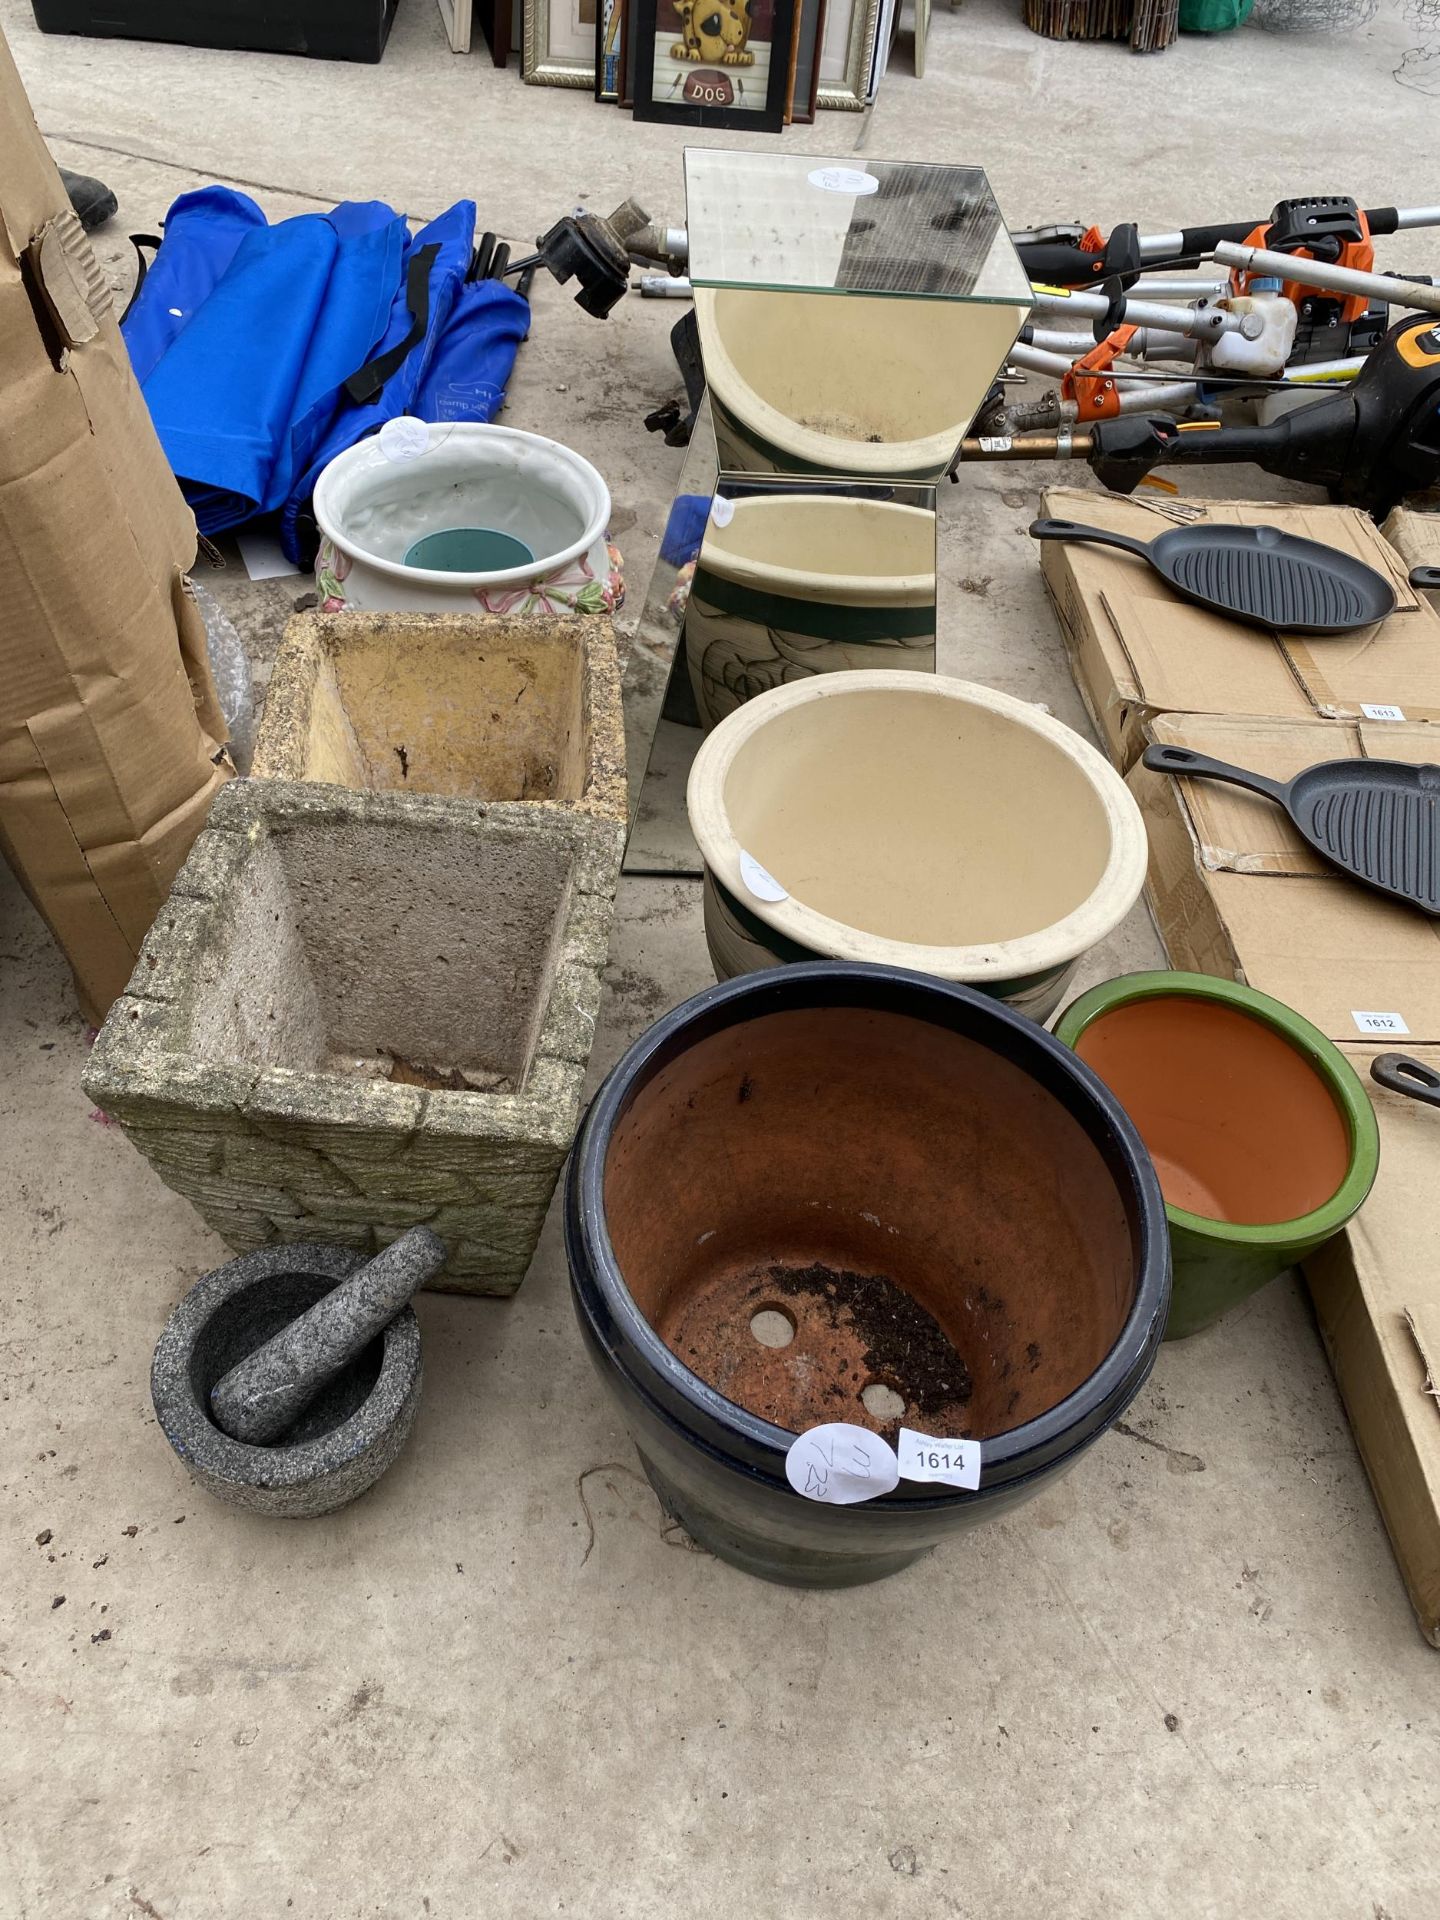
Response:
[[1053, 970, 1381, 1248]]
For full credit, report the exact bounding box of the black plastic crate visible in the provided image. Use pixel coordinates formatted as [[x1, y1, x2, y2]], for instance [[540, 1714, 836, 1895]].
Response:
[[31, 0, 399, 62]]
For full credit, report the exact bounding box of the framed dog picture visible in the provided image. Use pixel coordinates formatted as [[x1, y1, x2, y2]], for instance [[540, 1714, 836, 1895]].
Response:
[[631, 0, 797, 129]]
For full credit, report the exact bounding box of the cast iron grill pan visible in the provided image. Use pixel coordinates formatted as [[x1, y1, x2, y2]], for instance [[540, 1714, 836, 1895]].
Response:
[[1030, 517, 1398, 635], [1142, 744, 1440, 915], [1370, 1053, 1440, 1109]]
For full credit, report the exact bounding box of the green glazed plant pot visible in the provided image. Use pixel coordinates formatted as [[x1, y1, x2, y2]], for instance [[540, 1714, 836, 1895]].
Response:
[[1054, 971, 1380, 1339]]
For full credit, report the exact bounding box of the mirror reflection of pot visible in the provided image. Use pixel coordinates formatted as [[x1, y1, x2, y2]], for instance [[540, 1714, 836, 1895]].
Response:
[[685, 489, 937, 729]]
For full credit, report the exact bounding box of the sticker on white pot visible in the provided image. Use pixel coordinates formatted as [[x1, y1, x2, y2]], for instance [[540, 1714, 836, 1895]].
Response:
[[378, 416, 431, 463], [808, 167, 879, 198], [786, 1423, 900, 1505], [739, 850, 787, 903], [709, 494, 735, 528], [897, 1427, 982, 1491]]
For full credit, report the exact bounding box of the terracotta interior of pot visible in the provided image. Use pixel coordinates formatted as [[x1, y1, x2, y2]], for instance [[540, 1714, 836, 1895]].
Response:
[[706, 289, 1020, 449], [1073, 996, 1351, 1225], [707, 497, 935, 591], [721, 689, 1111, 947], [603, 1005, 1137, 1441]]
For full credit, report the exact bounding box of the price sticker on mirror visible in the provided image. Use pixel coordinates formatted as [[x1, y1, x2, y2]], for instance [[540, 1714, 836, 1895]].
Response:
[[709, 494, 735, 529], [739, 850, 787, 902], [807, 167, 879, 197], [897, 1427, 982, 1492], [1352, 1010, 1410, 1036], [785, 1423, 899, 1505]]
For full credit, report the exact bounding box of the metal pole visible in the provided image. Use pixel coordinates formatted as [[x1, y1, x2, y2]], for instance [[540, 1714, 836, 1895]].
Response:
[[958, 431, 1095, 460], [1130, 276, 1230, 300], [1009, 342, 1085, 379], [1213, 241, 1440, 315], [1031, 285, 1260, 339]]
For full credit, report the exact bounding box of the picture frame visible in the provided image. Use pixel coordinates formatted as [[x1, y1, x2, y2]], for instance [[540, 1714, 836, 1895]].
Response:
[[786, 0, 824, 121], [522, 0, 599, 85], [596, 0, 625, 97], [471, 0, 512, 63], [631, 0, 797, 130], [816, 0, 881, 108], [436, 0, 474, 52], [620, 0, 636, 103]]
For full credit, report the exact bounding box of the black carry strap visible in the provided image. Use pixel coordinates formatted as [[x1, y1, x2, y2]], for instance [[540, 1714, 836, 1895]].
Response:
[[342, 242, 440, 407], [118, 232, 163, 325]]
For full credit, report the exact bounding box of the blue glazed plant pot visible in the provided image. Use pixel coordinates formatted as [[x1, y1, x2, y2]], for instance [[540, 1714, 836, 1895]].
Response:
[[566, 963, 1171, 1587]]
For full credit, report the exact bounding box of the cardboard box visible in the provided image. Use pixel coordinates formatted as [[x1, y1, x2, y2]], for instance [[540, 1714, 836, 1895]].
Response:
[[1381, 506, 1440, 574], [1307, 1043, 1440, 1647], [1039, 486, 1438, 771], [0, 26, 230, 1021], [1130, 712, 1440, 1046], [1129, 711, 1440, 1645]]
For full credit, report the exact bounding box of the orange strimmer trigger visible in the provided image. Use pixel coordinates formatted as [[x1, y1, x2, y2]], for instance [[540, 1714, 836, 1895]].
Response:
[[1061, 326, 1139, 422]]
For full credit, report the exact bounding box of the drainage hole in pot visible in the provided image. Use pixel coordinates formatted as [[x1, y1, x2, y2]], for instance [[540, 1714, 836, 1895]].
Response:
[[860, 1380, 906, 1422], [749, 1305, 796, 1349]]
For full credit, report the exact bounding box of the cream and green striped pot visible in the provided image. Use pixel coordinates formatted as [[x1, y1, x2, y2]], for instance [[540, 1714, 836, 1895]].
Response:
[[685, 492, 936, 730]]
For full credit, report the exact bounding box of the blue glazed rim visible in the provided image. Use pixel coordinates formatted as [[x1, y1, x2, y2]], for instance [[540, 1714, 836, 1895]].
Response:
[[568, 961, 1172, 1505]]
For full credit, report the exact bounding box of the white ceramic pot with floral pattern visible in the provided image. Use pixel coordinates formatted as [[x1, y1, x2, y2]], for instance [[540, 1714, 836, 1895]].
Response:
[[312, 422, 622, 616]]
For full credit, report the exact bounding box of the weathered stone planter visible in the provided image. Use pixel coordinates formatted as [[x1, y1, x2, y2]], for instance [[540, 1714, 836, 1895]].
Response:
[[83, 780, 622, 1294], [253, 611, 625, 819]]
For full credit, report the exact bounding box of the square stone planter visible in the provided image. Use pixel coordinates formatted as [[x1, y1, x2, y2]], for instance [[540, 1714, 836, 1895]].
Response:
[[252, 611, 625, 820], [82, 780, 623, 1295]]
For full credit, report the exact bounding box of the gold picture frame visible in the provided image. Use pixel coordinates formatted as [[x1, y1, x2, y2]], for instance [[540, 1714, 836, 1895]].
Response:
[[817, 0, 882, 108], [522, 0, 598, 85]]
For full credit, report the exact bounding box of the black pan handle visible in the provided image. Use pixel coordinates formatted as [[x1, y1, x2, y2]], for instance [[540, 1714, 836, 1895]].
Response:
[[1370, 1052, 1440, 1109], [1410, 566, 1440, 592], [1140, 744, 1290, 806], [1028, 518, 1154, 563]]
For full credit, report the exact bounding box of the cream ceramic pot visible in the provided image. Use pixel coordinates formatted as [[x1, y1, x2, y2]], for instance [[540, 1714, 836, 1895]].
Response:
[[686, 672, 1148, 1020], [694, 287, 1022, 482], [312, 423, 620, 616], [686, 493, 935, 728]]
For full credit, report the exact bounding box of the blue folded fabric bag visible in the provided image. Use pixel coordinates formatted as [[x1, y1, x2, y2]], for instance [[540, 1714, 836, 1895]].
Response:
[[122, 191, 532, 559]]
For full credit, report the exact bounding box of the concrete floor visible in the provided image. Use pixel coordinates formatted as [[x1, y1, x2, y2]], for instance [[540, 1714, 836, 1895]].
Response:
[[4, 1, 1440, 1914]]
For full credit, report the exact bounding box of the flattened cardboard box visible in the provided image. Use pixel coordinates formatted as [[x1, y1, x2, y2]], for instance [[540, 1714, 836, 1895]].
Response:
[[1306, 1043, 1440, 1647], [1129, 712, 1440, 1047], [1039, 485, 1438, 772], [0, 26, 229, 1022]]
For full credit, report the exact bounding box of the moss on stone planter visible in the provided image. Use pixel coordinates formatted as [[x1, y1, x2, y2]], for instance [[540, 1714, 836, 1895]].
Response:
[[83, 779, 623, 1295]]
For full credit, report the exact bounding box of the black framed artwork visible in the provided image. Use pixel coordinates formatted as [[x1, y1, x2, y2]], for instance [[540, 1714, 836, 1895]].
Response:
[[596, 0, 624, 96], [631, 0, 797, 129]]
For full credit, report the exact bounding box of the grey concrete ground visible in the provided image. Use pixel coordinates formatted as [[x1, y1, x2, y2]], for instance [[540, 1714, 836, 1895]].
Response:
[[3, 1, 1439, 1914]]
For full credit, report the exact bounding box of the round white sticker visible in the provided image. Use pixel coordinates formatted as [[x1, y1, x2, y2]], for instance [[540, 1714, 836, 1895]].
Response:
[[739, 850, 787, 903], [378, 416, 431, 463], [808, 167, 880, 198], [785, 1423, 900, 1505], [709, 494, 735, 528]]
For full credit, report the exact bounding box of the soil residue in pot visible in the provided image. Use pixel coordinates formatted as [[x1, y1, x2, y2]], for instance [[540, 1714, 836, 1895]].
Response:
[[657, 1256, 975, 1438]]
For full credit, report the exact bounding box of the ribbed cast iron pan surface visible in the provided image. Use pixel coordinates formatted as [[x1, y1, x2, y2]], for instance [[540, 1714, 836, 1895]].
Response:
[[1142, 745, 1440, 915], [1030, 517, 1398, 635]]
